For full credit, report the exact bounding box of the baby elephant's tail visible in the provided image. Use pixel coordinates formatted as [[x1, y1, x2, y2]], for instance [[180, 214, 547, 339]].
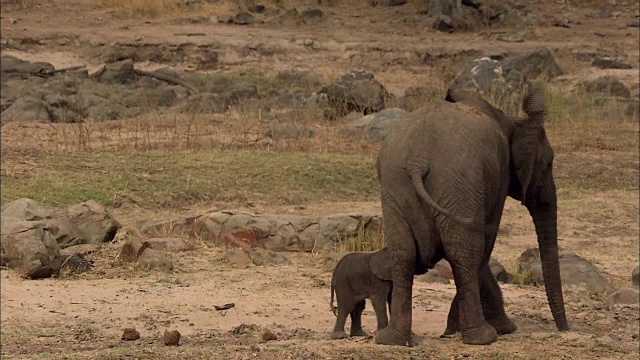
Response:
[[330, 281, 338, 317]]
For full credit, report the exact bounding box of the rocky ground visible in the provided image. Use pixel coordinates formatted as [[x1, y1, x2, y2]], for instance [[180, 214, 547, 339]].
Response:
[[1, 0, 639, 359]]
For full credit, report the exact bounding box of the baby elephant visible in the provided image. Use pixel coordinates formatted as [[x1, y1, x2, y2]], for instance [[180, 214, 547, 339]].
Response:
[[329, 248, 393, 339]]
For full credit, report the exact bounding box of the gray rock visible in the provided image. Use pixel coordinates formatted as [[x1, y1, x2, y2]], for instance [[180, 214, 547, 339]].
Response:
[[582, 76, 631, 99], [396, 86, 435, 112], [66, 200, 122, 244], [320, 70, 389, 118], [592, 57, 633, 70], [233, 12, 255, 25], [363, 108, 408, 141], [1, 96, 52, 123], [95, 59, 136, 85], [138, 248, 174, 272], [501, 48, 564, 80], [609, 287, 639, 305], [0, 221, 61, 279], [632, 265, 639, 288], [301, 9, 324, 22], [449, 57, 526, 111], [0, 55, 54, 78], [248, 248, 291, 266], [516, 248, 614, 294], [1, 198, 83, 248]]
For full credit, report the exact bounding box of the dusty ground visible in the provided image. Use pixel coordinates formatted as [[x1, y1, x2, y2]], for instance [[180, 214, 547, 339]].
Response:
[[1, 0, 639, 359]]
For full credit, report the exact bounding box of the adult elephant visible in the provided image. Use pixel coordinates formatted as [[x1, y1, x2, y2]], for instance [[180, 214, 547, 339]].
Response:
[[369, 82, 569, 346]]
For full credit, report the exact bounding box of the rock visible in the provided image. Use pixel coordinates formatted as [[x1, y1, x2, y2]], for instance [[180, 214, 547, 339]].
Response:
[[489, 257, 514, 284], [592, 57, 633, 70], [0, 221, 61, 279], [417, 259, 452, 284], [632, 266, 639, 288], [449, 57, 526, 111], [515, 248, 614, 294], [582, 76, 631, 99], [138, 248, 174, 272], [227, 248, 253, 268], [137, 215, 200, 237], [0, 55, 54, 77], [163, 329, 181, 346], [57, 253, 94, 275], [609, 287, 639, 305], [502, 48, 564, 80], [301, 9, 324, 22], [121, 328, 140, 341], [234, 12, 255, 25], [262, 330, 278, 341], [59, 243, 101, 257], [144, 238, 195, 252], [193, 211, 382, 252], [119, 239, 151, 263], [248, 248, 291, 266], [248, 4, 266, 13], [225, 81, 259, 104], [1, 198, 84, 248], [66, 200, 121, 244], [1, 96, 52, 123], [217, 15, 233, 23], [363, 108, 408, 141], [320, 70, 389, 118], [95, 59, 136, 85]]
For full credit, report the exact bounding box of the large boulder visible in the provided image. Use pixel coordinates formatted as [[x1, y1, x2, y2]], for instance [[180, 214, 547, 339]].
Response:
[[0, 221, 61, 279], [319, 70, 389, 118], [66, 201, 121, 244], [0, 55, 55, 79], [94, 59, 137, 85], [193, 211, 382, 252], [1, 198, 84, 248], [344, 108, 409, 141], [582, 76, 631, 99], [501, 48, 564, 80], [449, 56, 526, 109], [515, 248, 614, 294], [1, 96, 53, 123]]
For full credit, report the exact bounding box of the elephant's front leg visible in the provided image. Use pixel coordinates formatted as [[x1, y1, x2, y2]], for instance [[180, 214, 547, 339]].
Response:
[[374, 218, 416, 346], [370, 292, 389, 331]]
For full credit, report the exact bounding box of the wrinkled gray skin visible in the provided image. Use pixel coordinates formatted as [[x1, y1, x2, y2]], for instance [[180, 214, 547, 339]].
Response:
[[369, 82, 569, 346], [330, 248, 393, 340]]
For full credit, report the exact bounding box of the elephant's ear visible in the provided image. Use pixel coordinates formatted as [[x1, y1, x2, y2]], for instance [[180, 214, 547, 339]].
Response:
[[512, 82, 546, 204], [370, 247, 393, 281]]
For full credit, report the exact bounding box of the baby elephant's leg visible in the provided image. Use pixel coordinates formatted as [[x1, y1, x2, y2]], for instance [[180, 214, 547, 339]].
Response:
[[371, 291, 390, 331], [330, 298, 352, 339], [349, 300, 369, 337]]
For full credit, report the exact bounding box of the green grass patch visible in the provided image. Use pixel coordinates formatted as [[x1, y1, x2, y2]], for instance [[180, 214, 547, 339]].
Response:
[[0, 149, 379, 208]]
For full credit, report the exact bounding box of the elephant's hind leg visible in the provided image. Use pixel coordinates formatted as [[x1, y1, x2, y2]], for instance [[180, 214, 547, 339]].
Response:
[[349, 300, 369, 337], [375, 210, 416, 347], [479, 263, 517, 335], [330, 299, 352, 339], [445, 230, 498, 345]]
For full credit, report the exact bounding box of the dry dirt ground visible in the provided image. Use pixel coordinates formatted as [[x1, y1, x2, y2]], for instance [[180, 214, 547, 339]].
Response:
[[1, 1, 639, 359]]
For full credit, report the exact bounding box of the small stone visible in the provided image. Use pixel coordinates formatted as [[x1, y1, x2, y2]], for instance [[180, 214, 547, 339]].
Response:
[[262, 330, 278, 341], [234, 12, 255, 25], [164, 329, 181, 346], [609, 287, 639, 305], [121, 328, 140, 341]]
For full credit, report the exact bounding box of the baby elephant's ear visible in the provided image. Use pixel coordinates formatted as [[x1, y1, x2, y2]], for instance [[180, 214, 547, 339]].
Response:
[[370, 248, 393, 281]]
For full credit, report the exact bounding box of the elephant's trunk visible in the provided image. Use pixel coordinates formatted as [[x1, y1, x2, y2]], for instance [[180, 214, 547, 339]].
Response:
[[530, 200, 569, 331]]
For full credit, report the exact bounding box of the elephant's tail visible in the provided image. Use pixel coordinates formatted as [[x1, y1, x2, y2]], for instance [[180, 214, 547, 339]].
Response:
[[407, 164, 484, 232], [330, 281, 338, 317]]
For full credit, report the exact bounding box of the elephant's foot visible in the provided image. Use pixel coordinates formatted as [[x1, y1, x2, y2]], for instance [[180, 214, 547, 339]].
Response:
[[461, 321, 498, 345], [441, 325, 459, 337], [487, 316, 517, 335], [330, 330, 348, 340], [350, 327, 369, 337], [374, 326, 411, 347]]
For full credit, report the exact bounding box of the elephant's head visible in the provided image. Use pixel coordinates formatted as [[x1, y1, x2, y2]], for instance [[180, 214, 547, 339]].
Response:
[[508, 82, 569, 331]]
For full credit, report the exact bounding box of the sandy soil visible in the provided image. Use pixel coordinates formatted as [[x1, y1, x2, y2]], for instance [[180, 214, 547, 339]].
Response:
[[1, 0, 639, 359]]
